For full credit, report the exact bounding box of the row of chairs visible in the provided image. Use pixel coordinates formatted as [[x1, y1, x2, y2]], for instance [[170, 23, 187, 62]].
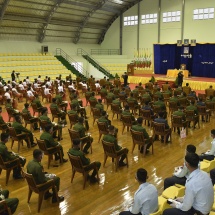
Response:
[[0, 61, 61, 67], [0, 53, 52, 56], [0, 56, 56, 62]]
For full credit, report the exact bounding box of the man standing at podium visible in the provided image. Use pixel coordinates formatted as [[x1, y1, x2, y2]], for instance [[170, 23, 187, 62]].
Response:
[[178, 71, 184, 87], [122, 72, 128, 87]]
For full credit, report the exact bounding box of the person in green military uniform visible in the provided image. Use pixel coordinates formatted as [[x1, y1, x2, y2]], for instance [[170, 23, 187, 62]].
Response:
[[95, 99, 104, 113], [27, 149, 64, 203], [39, 107, 63, 140], [112, 97, 123, 109], [0, 107, 10, 133], [100, 85, 108, 95], [173, 106, 188, 133], [141, 91, 152, 103], [186, 100, 200, 126], [69, 139, 101, 183], [154, 97, 166, 111], [107, 89, 115, 100], [103, 125, 128, 166], [73, 117, 93, 154], [0, 133, 25, 179], [32, 94, 44, 110], [55, 91, 68, 112], [22, 103, 39, 130], [89, 92, 98, 103], [69, 89, 77, 101], [169, 92, 179, 106], [5, 99, 20, 116], [12, 115, 37, 148], [127, 92, 139, 109], [0, 189, 19, 214], [121, 105, 136, 124], [131, 117, 152, 153], [71, 94, 87, 118], [113, 85, 120, 97], [98, 110, 118, 135], [68, 104, 89, 130], [154, 88, 164, 100], [50, 98, 67, 124], [40, 124, 68, 163]]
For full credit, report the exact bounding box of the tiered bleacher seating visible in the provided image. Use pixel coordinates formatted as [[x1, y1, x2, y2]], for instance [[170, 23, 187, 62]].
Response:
[[101, 63, 127, 76], [0, 53, 75, 81]]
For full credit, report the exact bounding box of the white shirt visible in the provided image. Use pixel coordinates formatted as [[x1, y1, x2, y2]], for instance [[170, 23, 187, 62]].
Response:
[[205, 138, 215, 156], [12, 88, 18, 94], [44, 88, 51, 95], [46, 81, 52, 87], [4, 92, 11, 99], [176, 169, 214, 214], [3, 86, 8, 91], [129, 182, 158, 215], [68, 84, 75, 91], [27, 90, 34, 97], [174, 164, 189, 178], [95, 83, 100, 88], [23, 81, 27, 87], [58, 85, 64, 93], [18, 84, 24, 90]]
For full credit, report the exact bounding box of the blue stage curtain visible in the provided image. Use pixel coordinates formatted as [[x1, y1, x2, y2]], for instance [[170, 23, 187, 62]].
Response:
[[192, 44, 215, 77], [154, 44, 176, 74]]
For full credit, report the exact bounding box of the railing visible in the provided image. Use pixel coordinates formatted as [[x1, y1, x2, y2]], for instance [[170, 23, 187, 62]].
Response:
[[56, 48, 88, 77], [90, 49, 119, 55], [77, 48, 111, 75]]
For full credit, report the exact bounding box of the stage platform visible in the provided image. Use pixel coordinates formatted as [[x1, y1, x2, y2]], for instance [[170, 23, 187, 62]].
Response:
[[124, 74, 215, 91]]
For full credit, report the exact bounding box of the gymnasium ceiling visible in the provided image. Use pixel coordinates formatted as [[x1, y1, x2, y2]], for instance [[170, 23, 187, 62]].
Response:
[[0, 0, 142, 44]]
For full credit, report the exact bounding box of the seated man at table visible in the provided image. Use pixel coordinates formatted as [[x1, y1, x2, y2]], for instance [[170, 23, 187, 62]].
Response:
[[103, 125, 128, 167], [27, 149, 64, 203], [131, 117, 152, 154], [69, 139, 101, 183], [73, 117, 93, 154]]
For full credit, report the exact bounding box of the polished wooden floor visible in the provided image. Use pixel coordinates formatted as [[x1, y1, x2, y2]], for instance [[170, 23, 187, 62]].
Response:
[[1, 89, 214, 215]]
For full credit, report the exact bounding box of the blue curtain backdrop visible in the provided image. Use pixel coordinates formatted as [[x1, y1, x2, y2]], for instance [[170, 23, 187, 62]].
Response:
[[154, 44, 215, 77]]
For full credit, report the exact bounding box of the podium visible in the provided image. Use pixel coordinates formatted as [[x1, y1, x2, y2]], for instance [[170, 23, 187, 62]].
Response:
[[127, 64, 135, 75]]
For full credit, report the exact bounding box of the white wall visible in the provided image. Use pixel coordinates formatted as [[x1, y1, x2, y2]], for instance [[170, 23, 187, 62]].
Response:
[[184, 0, 215, 42], [101, 18, 120, 50], [0, 40, 100, 56]]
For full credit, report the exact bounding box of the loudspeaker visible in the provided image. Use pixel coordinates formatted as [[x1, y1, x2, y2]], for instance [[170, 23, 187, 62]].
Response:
[[41, 46, 48, 53]]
